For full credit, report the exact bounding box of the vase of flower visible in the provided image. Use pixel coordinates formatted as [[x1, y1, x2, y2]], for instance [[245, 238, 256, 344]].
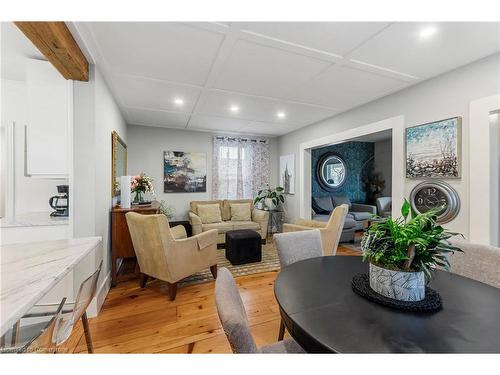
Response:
[[131, 173, 154, 204], [133, 190, 144, 203]]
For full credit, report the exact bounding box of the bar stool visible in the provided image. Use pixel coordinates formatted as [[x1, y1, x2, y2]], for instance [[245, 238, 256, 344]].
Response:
[[2, 260, 103, 354], [0, 298, 66, 353], [54, 260, 103, 353]]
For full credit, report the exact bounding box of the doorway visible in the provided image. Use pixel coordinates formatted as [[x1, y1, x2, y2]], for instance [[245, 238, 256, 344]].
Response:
[[298, 115, 405, 221], [310, 129, 393, 245], [469, 94, 500, 246]]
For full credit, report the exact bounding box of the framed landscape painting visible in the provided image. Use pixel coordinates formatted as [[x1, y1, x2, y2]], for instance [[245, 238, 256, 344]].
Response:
[[164, 151, 207, 193], [279, 154, 295, 194], [406, 117, 461, 179]]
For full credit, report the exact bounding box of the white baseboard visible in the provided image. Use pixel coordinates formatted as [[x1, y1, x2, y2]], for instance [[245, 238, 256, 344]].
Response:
[[86, 271, 111, 318]]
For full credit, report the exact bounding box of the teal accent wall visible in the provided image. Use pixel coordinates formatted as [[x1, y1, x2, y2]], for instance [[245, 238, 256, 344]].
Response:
[[312, 141, 374, 203]]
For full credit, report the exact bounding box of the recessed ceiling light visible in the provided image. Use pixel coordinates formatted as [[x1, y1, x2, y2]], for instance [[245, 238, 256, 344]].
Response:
[[230, 105, 240, 113], [419, 26, 437, 39], [277, 111, 286, 119], [173, 98, 184, 106]]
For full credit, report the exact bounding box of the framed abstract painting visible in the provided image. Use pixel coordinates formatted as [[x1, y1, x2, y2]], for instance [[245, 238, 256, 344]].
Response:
[[163, 151, 207, 193], [405, 117, 462, 178]]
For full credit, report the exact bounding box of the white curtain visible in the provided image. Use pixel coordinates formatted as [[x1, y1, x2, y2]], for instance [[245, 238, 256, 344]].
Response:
[[212, 136, 270, 200]]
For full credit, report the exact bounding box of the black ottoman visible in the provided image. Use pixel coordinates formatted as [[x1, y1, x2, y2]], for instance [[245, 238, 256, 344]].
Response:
[[225, 229, 262, 265]]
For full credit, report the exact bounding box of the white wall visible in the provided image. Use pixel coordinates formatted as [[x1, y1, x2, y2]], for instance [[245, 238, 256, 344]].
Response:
[[127, 125, 278, 220], [1, 79, 67, 216], [278, 53, 500, 237], [94, 67, 128, 268], [373, 139, 392, 197], [494, 112, 500, 246], [73, 66, 127, 312], [497, 112, 500, 245]]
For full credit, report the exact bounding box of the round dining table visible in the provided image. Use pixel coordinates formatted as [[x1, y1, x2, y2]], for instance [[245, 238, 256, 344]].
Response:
[[274, 256, 500, 353]]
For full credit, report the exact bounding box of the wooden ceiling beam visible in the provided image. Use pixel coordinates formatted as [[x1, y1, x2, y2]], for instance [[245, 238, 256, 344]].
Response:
[[15, 21, 89, 82]]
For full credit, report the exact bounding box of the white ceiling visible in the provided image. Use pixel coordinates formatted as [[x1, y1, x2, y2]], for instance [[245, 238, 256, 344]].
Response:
[[11, 21, 500, 137]]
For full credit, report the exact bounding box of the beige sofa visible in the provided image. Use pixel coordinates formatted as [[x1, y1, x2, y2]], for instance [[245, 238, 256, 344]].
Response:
[[189, 199, 270, 244]]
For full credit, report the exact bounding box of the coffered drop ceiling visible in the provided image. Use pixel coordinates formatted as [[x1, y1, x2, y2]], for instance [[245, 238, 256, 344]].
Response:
[[74, 22, 500, 137]]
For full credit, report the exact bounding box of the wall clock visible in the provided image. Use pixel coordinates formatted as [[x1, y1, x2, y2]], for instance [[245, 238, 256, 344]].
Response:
[[409, 181, 460, 224]]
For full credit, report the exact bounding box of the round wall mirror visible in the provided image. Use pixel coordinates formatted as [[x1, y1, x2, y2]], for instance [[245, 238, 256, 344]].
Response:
[[317, 153, 347, 190]]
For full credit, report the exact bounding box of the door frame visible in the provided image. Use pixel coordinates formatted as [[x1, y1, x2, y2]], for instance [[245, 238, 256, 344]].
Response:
[[298, 115, 405, 219], [469, 94, 500, 246]]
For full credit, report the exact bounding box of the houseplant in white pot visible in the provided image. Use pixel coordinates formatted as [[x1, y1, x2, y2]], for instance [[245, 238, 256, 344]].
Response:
[[361, 199, 462, 301], [254, 186, 285, 211]]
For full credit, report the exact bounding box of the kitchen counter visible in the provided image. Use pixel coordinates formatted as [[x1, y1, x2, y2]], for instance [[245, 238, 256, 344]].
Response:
[[0, 212, 69, 228], [0, 236, 102, 337]]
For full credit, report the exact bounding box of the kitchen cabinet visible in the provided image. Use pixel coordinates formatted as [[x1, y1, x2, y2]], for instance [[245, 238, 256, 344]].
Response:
[[26, 59, 72, 177]]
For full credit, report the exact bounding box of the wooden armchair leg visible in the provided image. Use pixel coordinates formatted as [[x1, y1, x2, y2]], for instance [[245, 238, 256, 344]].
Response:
[[278, 319, 285, 341], [167, 282, 177, 301], [81, 312, 94, 353], [139, 273, 149, 288], [210, 264, 218, 279]]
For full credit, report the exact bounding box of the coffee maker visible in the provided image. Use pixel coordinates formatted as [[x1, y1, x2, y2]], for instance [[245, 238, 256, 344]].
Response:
[[49, 185, 69, 217]]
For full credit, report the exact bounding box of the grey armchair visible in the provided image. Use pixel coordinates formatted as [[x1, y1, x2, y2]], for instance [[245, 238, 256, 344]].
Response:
[[331, 196, 376, 229], [215, 267, 304, 353], [376, 197, 392, 217]]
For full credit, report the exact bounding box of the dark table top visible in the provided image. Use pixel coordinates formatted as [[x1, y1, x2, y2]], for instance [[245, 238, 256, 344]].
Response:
[[274, 256, 500, 353]]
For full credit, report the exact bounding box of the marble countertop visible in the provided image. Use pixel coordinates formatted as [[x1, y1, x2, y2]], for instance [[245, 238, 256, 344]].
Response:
[[0, 236, 102, 337], [0, 212, 69, 228]]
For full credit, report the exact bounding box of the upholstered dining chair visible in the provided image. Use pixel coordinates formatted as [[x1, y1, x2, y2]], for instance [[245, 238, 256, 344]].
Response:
[[274, 229, 323, 341], [126, 212, 218, 301], [448, 239, 500, 289], [282, 204, 349, 256], [215, 267, 305, 354]]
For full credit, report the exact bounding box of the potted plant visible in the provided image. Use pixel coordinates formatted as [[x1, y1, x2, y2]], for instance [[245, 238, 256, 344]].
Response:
[[254, 186, 285, 211], [130, 173, 154, 203], [361, 199, 462, 301]]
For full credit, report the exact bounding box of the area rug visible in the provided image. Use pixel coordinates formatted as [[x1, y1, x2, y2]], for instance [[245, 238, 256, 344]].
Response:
[[341, 232, 363, 252], [179, 241, 281, 286], [342, 241, 362, 252]]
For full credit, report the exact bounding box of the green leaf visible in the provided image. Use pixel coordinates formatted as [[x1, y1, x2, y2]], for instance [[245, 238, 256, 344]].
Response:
[[401, 199, 410, 221]]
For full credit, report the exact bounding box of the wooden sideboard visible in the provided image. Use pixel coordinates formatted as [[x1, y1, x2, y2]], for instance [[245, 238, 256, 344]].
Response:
[[110, 202, 160, 286]]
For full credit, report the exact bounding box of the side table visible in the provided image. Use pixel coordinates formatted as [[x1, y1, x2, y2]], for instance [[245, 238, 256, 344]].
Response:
[[267, 210, 285, 234]]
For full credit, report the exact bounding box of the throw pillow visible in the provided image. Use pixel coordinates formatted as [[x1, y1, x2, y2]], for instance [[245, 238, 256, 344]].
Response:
[[312, 196, 333, 214], [197, 204, 222, 224], [230, 203, 252, 221], [332, 195, 352, 208]]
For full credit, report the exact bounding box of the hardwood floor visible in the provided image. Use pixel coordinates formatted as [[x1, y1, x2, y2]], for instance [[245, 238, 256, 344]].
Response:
[[70, 245, 361, 354]]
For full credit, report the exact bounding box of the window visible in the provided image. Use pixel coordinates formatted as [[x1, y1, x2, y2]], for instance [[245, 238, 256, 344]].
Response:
[[212, 137, 270, 200]]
